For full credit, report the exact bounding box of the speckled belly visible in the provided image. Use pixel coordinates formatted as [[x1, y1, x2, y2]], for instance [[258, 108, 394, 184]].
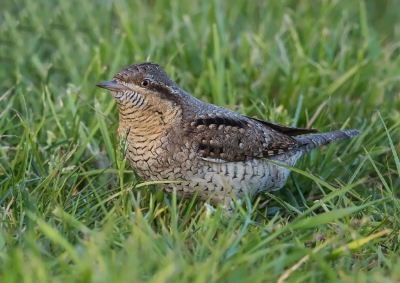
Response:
[[126, 141, 302, 206]]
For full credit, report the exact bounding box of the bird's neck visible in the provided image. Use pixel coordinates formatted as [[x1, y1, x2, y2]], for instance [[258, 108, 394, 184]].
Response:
[[117, 101, 182, 143]]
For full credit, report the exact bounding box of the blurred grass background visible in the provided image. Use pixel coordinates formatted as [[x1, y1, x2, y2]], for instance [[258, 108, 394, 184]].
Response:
[[1, 0, 400, 282]]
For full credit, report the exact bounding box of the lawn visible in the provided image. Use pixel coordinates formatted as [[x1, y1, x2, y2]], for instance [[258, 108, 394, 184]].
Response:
[[1, 0, 400, 282]]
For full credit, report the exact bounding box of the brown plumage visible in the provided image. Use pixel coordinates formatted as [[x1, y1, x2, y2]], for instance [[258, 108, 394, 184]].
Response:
[[96, 62, 360, 207]]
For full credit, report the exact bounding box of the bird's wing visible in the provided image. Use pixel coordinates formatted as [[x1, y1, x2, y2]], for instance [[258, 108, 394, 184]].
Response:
[[183, 114, 303, 163], [245, 116, 318, 136]]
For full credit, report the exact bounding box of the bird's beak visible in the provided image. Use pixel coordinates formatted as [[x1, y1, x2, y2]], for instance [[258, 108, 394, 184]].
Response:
[[96, 80, 130, 91]]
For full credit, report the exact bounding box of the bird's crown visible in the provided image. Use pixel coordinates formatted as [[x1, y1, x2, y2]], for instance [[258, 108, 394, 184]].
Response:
[[113, 62, 176, 88]]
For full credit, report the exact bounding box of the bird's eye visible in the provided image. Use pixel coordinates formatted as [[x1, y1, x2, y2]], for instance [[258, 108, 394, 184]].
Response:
[[141, 79, 150, 87]]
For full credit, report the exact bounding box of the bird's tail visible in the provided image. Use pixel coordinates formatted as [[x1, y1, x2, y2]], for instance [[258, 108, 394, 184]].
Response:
[[295, 129, 360, 154]]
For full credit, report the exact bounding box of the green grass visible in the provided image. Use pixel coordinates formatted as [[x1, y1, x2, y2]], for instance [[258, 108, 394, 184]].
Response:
[[1, 0, 400, 282]]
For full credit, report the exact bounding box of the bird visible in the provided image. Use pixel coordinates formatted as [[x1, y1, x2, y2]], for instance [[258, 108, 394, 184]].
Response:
[[96, 62, 360, 208]]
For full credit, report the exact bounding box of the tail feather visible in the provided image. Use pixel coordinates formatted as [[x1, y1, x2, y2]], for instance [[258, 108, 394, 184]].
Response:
[[295, 129, 360, 154]]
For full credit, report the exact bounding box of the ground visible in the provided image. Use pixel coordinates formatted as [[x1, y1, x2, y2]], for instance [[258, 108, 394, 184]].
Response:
[[1, 0, 400, 282]]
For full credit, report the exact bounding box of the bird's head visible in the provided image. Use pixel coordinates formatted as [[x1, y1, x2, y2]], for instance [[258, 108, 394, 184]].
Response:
[[96, 62, 183, 110], [96, 62, 188, 136]]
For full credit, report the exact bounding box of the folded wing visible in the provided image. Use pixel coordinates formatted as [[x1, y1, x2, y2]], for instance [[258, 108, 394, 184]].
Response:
[[183, 114, 314, 163]]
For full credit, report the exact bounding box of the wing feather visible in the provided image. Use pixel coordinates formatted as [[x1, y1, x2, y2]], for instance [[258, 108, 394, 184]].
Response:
[[183, 114, 307, 162], [245, 116, 318, 136]]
